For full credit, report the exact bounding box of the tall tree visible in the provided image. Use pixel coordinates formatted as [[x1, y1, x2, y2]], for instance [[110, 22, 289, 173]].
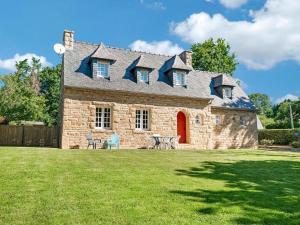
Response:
[[272, 100, 300, 129], [0, 58, 61, 125], [0, 59, 47, 123], [191, 38, 238, 76], [39, 64, 61, 125], [249, 93, 273, 116]]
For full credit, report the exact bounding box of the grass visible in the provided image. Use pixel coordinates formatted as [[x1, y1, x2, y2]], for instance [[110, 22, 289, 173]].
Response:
[[1, 147, 300, 225]]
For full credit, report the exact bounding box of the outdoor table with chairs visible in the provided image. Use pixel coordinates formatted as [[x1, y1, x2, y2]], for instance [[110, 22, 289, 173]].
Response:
[[151, 135, 180, 149]]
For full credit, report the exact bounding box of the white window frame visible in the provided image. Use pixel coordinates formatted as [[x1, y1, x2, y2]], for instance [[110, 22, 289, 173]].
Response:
[[138, 69, 149, 83], [95, 107, 112, 129], [175, 70, 186, 86], [135, 109, 150, 130], [96, 62, 109, 78], [223, 87, 232, 99]]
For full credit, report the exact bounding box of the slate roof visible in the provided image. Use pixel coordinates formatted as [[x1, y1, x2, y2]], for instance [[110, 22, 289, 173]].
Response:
[[90, 43, 116, 61], [164, 55, 193, 72], [213, 74, 236, 87], [63, 41, 255, 111], [132, 55, 154, 69]]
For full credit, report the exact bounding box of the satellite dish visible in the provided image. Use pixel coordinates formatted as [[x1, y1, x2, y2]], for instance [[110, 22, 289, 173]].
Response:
[[53, 43, 65, 55]]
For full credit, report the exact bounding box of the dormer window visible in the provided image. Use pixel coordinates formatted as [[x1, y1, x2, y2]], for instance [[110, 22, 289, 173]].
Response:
[[175, 70, 186, 86], [223, 87, 232, 99], [97, 61, 109, 78], [212, 75, 235, 99], [137, 69, 149, 83]]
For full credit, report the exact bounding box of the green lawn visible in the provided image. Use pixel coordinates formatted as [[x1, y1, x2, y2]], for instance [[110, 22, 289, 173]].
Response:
[[1, 148, 300, 225]]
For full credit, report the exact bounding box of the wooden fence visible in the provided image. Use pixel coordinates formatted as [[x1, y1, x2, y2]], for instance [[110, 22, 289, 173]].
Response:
[[0, 125, 59, 147]]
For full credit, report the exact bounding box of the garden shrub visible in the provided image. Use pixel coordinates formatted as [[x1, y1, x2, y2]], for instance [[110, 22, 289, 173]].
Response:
[[260, 139, 275, 146], [258, 129, 300, 145], [291, 137, 300, 148]]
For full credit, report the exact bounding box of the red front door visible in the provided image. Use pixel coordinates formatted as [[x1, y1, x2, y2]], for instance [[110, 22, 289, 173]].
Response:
[[177, 112, 186, 143]]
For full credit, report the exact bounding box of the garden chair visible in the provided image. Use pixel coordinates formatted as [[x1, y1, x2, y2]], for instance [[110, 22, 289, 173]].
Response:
[[85, 132, 101, 149], [107, 133, 120, 150], [170, 135, 180, 149]]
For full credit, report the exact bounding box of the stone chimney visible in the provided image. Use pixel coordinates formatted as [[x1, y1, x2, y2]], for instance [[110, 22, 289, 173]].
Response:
[[63, 30, 74, 50], [179, 50, 193, 68]]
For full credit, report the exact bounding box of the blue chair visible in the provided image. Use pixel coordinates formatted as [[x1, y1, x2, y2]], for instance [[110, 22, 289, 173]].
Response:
[[107, 133, 120, 150]]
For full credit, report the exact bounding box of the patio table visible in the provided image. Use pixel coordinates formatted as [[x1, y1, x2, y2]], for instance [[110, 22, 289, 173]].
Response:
[[151, 136, 177, 149]]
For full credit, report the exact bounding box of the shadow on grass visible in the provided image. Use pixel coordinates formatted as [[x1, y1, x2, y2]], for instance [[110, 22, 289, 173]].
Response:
[[172, 160, 300, 224]]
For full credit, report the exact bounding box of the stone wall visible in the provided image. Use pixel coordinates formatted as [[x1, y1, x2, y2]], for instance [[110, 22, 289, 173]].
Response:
[[60, 87, 258, 149], [211, 108, 258, 149]]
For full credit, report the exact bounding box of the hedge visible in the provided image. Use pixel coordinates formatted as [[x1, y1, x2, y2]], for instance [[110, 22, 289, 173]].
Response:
[[258, 129, 300, 145]]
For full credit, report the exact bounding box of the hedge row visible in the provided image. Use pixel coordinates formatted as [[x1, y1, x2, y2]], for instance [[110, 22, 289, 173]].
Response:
[[258, 129, 300, 145]]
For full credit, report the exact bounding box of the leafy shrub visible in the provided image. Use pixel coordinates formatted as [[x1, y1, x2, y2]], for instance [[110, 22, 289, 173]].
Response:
[[291, 137, 300, 148], [258, 129, 300, 145], [260, 139, 275, 146]]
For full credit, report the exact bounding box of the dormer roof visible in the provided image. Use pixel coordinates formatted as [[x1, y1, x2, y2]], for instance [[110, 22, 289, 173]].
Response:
[[90, 43, 116, 61], [213, 74, 236, 88], [132, 55, 153, 69], [164, 55, 192, 72]]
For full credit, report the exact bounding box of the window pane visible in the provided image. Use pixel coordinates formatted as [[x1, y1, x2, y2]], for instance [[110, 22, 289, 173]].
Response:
[[139, 70, 149, 83], [136, 110, 141, 129], [135, 109, 149, 130], [216, 115, 221, 125], [224, 88, 232, 98], [97, 63, 109, 78], [142, 110, 148, 129], [175, 71, 186, 86], [104, 108, 111, 128], [95, 107, 111, 129], [240, 116, 246, 126], [95, 108, 103, 128]]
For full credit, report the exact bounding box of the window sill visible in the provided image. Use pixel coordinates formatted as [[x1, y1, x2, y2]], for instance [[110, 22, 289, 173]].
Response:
[[93, 128, 113, 133], [96, 75, 110, 80], [133, 129, 151, 134]]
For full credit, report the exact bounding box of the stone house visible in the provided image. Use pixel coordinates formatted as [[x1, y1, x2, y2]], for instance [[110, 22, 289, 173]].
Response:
[[60, 30, 258, 149]]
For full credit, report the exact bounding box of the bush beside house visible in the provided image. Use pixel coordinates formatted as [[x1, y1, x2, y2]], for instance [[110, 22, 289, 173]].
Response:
[[258, 129, 300, 146]]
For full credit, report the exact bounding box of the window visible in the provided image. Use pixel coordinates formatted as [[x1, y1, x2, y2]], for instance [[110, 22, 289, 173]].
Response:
[[215, 115, 222, 125], [195, 115, 201, 125], [223, 87, 232, 98], [138, 69, 149, 83], [135, 109, 149, 130], [240, 116, 247, 127], [96, 62, 109, 78], [175, 71, 186, 86], [95, 107, 111, 129]]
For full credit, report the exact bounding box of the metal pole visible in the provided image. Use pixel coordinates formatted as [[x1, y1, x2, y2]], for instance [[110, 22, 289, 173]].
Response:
[[289, 103, 294, 129]]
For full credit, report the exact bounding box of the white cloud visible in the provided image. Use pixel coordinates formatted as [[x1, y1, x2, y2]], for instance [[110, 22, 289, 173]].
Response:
[[129, 40, 183, 55], [219, 0, 248, 8], [0, 53, 52, 72], [170, 0, 300, 70], [275, 94, 299, 104]]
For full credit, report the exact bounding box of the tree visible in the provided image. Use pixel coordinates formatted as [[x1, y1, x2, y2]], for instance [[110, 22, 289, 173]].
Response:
[[249, 93, 273, 116], [0, 59, 47, 123], [0, 58, 61, 125], [191, 38, 238, 76], [39, 64, 61, 125], [271, 100, 300, 129]]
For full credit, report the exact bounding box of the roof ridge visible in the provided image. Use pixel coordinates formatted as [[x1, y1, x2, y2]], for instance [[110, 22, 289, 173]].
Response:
[[74, 40, 172, 58]]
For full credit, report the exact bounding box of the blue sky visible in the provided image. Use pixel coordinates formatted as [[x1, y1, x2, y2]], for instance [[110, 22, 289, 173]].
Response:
[[0, 0, 299, 104]]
